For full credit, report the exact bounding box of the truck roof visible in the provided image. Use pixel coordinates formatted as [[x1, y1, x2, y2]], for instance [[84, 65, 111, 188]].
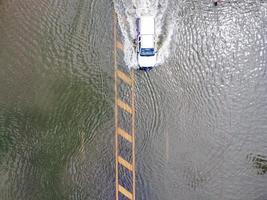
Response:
[[140, 16, 154, 35], [140, 35, 154, 48]]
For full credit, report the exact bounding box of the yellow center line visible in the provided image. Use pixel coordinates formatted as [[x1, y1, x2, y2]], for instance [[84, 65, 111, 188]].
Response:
[[113, 9, 119, 200], [117, 99, 133, 114], [116, 41, 124, 51], [118, 156, 133, 171], [117, 127, 133, 143], [117, 70, 133, 85], [119, 185, 133, 200], [131, 69, 136, 200], [114, 10, 136, 200]]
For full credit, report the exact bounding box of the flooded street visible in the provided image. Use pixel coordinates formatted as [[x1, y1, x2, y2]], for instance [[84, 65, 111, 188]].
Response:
[[1, 0, 267, 199]]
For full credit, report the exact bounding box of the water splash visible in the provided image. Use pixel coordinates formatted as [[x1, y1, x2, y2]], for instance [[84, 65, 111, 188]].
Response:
[[113, 0, 174, 69]]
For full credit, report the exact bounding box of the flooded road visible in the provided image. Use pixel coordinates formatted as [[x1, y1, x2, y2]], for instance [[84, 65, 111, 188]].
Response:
[[1, 0, 267, 199]]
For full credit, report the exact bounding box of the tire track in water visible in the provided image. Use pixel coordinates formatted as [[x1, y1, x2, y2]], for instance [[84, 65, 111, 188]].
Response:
[[136, 73, 162, 155], [135, 71, 168, 200]]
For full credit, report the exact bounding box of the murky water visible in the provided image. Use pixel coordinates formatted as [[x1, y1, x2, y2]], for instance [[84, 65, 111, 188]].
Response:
[[1, 0, 267, 199]]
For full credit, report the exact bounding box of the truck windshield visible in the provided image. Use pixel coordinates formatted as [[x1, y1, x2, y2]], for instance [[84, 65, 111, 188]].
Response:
[[140, 48, 155, 56]]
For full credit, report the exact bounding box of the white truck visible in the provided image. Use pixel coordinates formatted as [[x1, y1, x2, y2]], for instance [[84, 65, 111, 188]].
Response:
[[136, 16, 157, 71]]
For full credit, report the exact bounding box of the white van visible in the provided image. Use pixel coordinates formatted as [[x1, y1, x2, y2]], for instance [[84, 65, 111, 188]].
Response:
[[136, 16, 157, 71]]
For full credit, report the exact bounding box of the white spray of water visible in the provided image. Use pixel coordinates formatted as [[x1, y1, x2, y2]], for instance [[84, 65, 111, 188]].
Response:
[[113, 0, 175, 69]]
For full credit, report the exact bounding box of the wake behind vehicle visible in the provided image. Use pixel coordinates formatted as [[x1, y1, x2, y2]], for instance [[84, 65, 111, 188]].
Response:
[[136, 16, 157, 71]]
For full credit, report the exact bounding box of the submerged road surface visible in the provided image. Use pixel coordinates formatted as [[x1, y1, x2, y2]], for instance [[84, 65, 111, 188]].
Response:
[[0, 0, 267, 199]]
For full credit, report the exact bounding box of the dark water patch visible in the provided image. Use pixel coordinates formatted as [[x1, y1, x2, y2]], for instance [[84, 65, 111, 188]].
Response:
[[0, 114, 15, 164], [247, 153, 267, 175], [0, 71, 111, 199]]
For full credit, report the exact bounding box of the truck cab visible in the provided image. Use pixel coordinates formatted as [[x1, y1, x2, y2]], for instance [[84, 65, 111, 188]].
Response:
[[136, 16, 157, 70]]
